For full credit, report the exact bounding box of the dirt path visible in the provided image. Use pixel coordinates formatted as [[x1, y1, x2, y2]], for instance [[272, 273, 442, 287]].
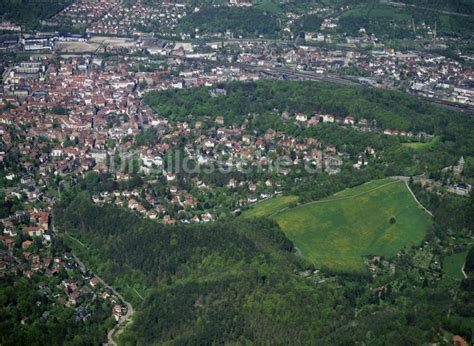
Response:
[[67, 234, 89, 249], [461, 264, 468, 279], [268, 177, 434, 219], [127, 285, 145, 302], [269, 179, 400, 218], [387, 1, 473, 17], [401, 181, 434, 217]]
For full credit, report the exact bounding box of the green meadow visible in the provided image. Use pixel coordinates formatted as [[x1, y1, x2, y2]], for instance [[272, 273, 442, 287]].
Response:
[[402, 136, 440, 150], [247, 179, 432, 272], [440, 251, 468, 288]]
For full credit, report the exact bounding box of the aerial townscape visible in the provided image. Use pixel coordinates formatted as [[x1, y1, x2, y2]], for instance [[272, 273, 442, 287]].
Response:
[[0, 0, 473, 344]]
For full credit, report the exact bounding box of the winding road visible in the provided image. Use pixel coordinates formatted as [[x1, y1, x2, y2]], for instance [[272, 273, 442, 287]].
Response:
[[71, 254, 134, 346]]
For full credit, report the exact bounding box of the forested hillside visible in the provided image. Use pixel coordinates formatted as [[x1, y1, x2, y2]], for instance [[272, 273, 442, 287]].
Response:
[[50, 79, 474, 344], [399, 0, 474, 14], [0, 0, 72, 29], [144, 80, 470, 135], [54, 192, 352, 344], [144, 80, 474, 175], [338, 3, 474, 38], [53, 187, 474, 344], [177, 7, 280, 38]]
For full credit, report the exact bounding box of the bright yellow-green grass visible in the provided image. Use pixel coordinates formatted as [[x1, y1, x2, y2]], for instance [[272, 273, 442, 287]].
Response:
[[272, 179, 432, 272], [402, 136, 440, 150], [440, 251, 468, 288], [243, 195, 298, 218]]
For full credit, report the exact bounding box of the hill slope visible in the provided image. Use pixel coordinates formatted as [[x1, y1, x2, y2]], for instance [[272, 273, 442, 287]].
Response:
[[52, 184, 474, 344], [54, 192, 351, 344], [0, 0, 72, 29], [249, 179, 432, 272]]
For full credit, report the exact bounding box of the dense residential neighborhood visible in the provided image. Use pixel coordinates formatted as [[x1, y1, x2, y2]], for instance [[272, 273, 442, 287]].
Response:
[[0, 51, 352, 223], [1, 29, 472, 106], [0, 213, 124, 329]]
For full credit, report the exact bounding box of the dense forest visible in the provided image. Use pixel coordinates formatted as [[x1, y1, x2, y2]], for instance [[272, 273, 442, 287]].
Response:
[[55, 192, 353, 344], [177, 7, 280, 38], [294, 14, 324, 33], [0, 0, 72, 30], [55, 191, 294, 286], [337, 4, 474, 38], [399, 0, 474, 14], [143, 80, 470, 135]]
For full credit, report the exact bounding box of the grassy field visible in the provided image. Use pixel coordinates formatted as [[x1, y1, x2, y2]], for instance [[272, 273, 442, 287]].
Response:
[[243, 179, 395, 219], [254, 0, 284, 15], [243, 195, 298, 218], [263, 179, 432, 272], [440, 251, 468, 288], [402, 136, 440, 150]]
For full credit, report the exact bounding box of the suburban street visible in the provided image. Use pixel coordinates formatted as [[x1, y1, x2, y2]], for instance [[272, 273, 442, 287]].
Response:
[[71, 254, 134, 346]]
